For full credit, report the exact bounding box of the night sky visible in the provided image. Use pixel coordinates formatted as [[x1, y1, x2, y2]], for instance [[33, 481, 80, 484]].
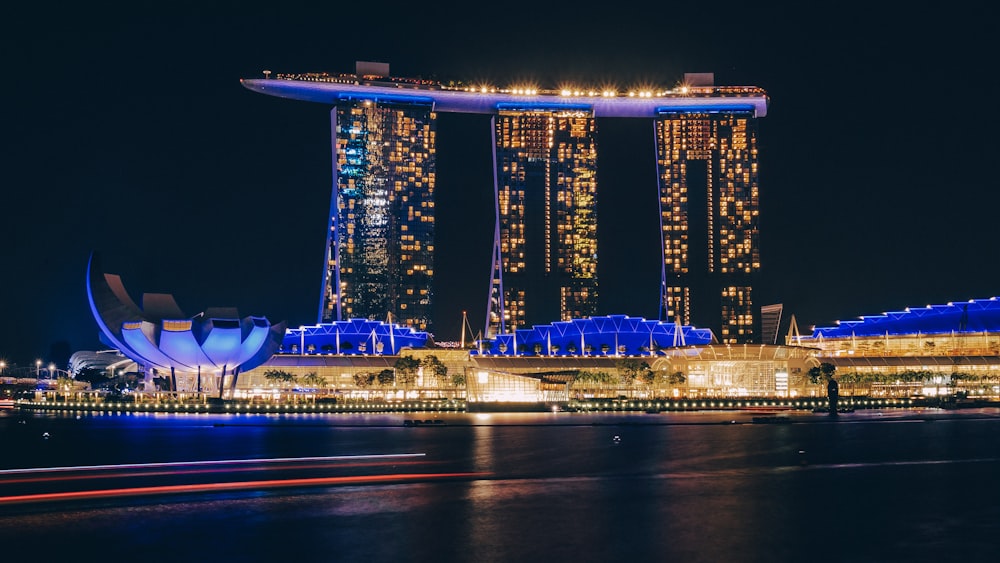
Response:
[[2, 2, 996, 366]]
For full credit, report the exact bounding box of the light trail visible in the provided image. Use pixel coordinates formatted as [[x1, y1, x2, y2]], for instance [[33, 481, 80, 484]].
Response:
[[0, 472, 489, 505], [0, 460, 436, 485], [0, 453, 425, 476]]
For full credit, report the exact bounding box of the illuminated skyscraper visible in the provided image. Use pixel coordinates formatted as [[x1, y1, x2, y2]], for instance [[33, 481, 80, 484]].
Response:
[[655, 79, 761, 343], [487, 106, 598, 335], [243, 69, 766, 341], [319, 99, 436, 331]]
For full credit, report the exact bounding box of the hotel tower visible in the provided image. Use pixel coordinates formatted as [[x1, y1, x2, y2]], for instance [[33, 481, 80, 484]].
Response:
[[655, 83, 761, 343], [243, 67, 767, 343], [487, 105, 599, 336], [317, 63, 437, 330]]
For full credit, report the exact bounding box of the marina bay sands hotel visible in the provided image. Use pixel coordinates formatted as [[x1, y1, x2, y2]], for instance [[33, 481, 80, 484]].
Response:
[[242, 62, 768, 344]]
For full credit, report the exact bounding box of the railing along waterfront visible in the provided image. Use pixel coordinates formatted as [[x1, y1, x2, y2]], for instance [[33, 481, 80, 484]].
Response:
[[568, 397, 916, 412], [11, 396, 929, 414], [15, 399, 466, 414]]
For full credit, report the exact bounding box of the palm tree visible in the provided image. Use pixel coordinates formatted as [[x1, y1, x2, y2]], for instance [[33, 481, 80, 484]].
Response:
[[616, 358, 650, 398], [301, 372, 325, 388], [808, 366, 823, 384], [264, 370, 297, 403], [353, 372, 375, 388], [422, 355, 449, 390], [264, 370, 297, 385], [300, 372, 325, 402], [394, 355, 421, 396], [377, 369, 395, 386], [821, 362, 837, 381]]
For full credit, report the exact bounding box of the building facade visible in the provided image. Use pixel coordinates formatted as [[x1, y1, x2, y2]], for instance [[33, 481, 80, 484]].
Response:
[[796, 297, 1000, 397], [244, 69, 768, 341], [320, 98, 437, 331], [655, 87, 761, 344], [488, 106, 599, 335]]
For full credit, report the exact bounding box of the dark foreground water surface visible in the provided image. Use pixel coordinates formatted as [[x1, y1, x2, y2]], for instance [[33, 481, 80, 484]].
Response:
[[2, 408, 999, 562]]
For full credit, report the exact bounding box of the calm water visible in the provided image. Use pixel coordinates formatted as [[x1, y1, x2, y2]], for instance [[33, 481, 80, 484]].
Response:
[[2, 408, 999, 562]]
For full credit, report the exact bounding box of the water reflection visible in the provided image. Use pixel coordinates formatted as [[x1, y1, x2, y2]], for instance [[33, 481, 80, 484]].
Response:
[[1, 409, 999, 561]]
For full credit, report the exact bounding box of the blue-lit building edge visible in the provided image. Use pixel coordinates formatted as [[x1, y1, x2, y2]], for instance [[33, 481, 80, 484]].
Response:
[[241, 79, 770, 118], [809, 297, 1000, 338], [87, 253, 282, 374], [279, 319, 429, 355], [475, 315, 713, 356]]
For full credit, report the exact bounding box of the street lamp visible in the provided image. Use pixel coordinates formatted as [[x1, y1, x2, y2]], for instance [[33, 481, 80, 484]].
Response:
[[48, 363, 56, 379], [36, 359, 41, 377], [0, 361, 6, 375]]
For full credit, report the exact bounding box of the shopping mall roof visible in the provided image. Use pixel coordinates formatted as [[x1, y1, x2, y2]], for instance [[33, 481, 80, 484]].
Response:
[[809, 297, 1000, 338]]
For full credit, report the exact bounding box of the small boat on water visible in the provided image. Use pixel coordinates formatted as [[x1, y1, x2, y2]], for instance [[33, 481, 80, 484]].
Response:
[[403, 419, 446, 427], [752, 415, 792, 424]]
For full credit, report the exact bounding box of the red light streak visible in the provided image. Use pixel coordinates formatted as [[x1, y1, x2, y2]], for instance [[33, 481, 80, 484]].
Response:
[[0, 460, 435, 485], [0, 472, 489, 505]]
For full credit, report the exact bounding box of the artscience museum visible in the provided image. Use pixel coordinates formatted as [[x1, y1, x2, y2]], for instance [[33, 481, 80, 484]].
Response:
[[87, 253, 286, 397]]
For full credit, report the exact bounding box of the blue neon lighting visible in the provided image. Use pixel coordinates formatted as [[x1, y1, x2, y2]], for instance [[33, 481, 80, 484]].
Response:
[[656, 104, 755, 114], [337, 93, 434, 105], [809, 297, 1000, 338], [87, 254, 285, 374], [495, 102, 594, 112], [280, 319, 430, 355], [201, 325, 243, 366], [474, 315, 713, 357]]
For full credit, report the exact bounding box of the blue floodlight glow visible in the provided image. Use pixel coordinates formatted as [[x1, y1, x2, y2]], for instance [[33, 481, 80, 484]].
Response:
[[201, 324, 243, 366], [160, 329, 216, 370], [809, 297, 1000, 338], [336, 93, 435, 105], [495, 102, 594, 112], [656, 104, 756, 114], [474, 315, 713, 356], [280, 319, 430, 356], [86, 253, 286, 375]]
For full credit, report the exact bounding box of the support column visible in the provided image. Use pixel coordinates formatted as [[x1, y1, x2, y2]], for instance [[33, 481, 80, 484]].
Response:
[[486, 114, 506, 338]]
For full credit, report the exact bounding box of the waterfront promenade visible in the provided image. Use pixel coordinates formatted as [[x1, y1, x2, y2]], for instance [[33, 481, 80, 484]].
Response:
[[11, 395, 925, 415]]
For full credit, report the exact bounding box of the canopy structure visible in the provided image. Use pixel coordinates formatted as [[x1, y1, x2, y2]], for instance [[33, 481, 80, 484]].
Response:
[[810, 298, 1000, 338], [476, 315, 714, 357], [281, 319, 430, 356]]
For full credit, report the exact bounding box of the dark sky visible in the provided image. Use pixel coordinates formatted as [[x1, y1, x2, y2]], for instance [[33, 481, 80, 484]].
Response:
[[2, 2, 996, 366]]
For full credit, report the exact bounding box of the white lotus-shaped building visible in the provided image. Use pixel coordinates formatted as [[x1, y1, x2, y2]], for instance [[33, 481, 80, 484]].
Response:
[[86, 253, 286, 396]]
